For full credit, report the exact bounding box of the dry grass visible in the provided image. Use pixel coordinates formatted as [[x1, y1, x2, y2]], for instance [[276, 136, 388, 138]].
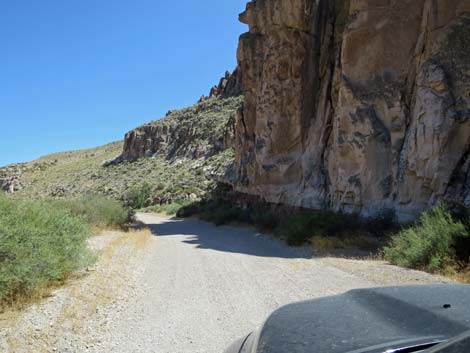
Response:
[[56, 229, 152, 332], [310, 234, 380, 253], [452, 270, 470, 284], [441, 265, 470, 284], [0, 276, 76, 316]]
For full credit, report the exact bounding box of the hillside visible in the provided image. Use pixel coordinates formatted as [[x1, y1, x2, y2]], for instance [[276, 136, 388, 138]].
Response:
[[120, 93, 242, 162], [0, 94, 242, 203]]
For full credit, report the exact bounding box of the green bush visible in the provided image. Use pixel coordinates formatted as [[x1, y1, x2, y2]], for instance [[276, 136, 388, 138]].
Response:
[[276, 211, 361, 246], [383, 206, 468, 272], [445, 202, 470, 264], [276, 214, 313, 246], [125, 183, 153, 209], [0, 195, 94, 303], [176, 201, 202, 218], [199, 202, 239, 226], [178, 199, 242, 226], [144, 199, 192, 216], [363, 209, 397, 236], [53, 195, 130, 229], [249, 207, 278, 230]]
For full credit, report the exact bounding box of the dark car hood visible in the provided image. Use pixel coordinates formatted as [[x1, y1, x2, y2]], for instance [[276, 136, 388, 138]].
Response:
[[254, 285, 470, 353]]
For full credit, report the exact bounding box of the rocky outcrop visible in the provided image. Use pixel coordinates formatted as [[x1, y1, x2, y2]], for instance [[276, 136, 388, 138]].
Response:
[[0, 175, 22, 193], [120, 95, 243, 162], [0, 161, 56, 193], [233, 0, 470, 221], [198, 68, 243, 103]]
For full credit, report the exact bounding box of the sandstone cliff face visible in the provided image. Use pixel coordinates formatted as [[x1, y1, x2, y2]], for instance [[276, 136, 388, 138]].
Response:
[[233, 0, 470, 221]]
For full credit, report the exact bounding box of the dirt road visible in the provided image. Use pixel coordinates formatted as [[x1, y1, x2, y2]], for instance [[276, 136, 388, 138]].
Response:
[[0, 213, 449, 353]]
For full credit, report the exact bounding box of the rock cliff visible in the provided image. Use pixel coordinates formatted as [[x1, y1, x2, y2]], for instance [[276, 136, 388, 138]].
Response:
[[120, 95, 242, 162], [199, 68, 243, 102], [232, 0, 470, 221]]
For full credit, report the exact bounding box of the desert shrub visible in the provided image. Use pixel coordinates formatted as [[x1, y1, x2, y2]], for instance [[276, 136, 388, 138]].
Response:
[[177, 200, 276, 229], [446, 202, 470, 263], [383, 206, 468, 272], [0, 195, 94, 304], [176, 201, 202, 218], [276, 214, 315, 246], [199, 202, 242, 226], [54, 195, 130, 229], [144, 199, 192, 216], [163, 200, 191, 215], [250, 207, 278, 230], [276, 211, 361, 246], [125, 182, 153, 209], [363, 209, 397, 236]]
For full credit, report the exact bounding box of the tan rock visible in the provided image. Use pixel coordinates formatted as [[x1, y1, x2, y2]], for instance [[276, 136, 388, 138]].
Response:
[[233, 0, 470, 221]]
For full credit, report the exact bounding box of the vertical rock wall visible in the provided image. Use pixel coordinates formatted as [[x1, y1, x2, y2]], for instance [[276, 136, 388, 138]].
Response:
[[234, 0, 470, 221]]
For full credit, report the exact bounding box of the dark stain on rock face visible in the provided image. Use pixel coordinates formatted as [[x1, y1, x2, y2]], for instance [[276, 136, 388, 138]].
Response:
[[348, 174, 361, 188]]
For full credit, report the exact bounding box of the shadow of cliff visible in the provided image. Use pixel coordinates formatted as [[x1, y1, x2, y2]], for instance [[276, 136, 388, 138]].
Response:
[[144, 216, 312, 259]]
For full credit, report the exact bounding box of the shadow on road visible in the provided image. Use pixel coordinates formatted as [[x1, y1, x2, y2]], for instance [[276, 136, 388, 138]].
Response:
[[144, 216, 312, 259]]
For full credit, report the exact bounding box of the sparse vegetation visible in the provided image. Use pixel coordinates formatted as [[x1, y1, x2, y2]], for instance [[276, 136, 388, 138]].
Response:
[[0, 194, 94, 305], [182, 195, 470, 280], [177, 198, 277, 228], [310, 235, 378, 253], [142, 199, 192, 216], [53, 195, 130, 229], [0, 143, 218, 206], [276, 212, 363, 246], [384, 206, 469, 273], [141, 96, 242, 160], [125, 183, 153, 210], [177, 194, 379, 252]]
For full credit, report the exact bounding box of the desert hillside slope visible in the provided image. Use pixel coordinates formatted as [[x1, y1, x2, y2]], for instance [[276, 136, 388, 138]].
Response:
[[232, 0, 470, 221], [0, 92, 242, 203]]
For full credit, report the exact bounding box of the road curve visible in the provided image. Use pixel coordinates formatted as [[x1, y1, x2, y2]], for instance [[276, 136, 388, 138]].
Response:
[[96, 213, 446, 353]]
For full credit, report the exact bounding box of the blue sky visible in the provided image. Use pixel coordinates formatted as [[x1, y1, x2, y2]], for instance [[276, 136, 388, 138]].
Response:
[[0, 0, 248, 167]]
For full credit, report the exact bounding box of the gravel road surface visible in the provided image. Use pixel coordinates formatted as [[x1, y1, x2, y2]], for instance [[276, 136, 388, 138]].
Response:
[[0, 213, 449, 353]]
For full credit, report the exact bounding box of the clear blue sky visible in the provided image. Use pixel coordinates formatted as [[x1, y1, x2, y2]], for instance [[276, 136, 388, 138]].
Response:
[[0, 0, 248, 167]]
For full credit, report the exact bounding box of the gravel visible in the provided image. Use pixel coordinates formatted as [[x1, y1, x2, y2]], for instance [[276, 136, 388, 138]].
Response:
[[0, 213, 450, 353]]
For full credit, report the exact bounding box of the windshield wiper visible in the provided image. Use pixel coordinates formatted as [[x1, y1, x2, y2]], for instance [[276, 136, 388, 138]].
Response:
[[385, 340, 446, 353]]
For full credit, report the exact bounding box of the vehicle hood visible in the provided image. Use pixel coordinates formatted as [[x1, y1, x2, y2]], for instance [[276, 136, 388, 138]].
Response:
[[253, 285, 470, 353]]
